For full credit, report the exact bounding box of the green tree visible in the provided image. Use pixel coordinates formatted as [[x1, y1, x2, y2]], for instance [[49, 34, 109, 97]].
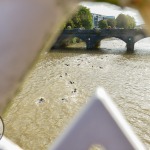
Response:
[[116, 14, 128, 29], [65, 6, 93, 29], [107, 18, 116, 28], [65, 19, 74, 29], [98, 20, 108, 29], [116, 14, 136, 29], [126, 15, 136, 29]]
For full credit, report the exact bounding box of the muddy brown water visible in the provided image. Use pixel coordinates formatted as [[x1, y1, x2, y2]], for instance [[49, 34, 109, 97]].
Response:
[[3, 38, 150, 149]]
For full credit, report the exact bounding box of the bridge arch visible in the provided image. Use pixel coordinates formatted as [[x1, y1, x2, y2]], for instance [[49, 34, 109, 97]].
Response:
[[100, 36, 127, 43], [93, 37, 126, 49], [98, 37, 126, 50], [134, 36, 150, 43], [53, 34, 87, 48], [62, 34, 87, 42], [135, 37, 150, 50]]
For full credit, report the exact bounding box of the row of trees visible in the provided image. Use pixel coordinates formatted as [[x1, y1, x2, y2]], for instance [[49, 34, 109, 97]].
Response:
[[99, 14, 136, 29], [65, 6, 136, 30]]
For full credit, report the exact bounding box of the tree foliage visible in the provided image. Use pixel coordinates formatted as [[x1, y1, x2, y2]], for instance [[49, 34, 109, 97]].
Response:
[[65, 6, 93, 29], [126, 15, 136, 29], [107, 18, 116, 28], [116, 14, 128, 29], [65, 20, 74, 29], [116, 14, 136, 29], [98, 20, 108, 29]]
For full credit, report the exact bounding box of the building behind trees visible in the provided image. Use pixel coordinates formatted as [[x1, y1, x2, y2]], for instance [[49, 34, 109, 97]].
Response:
[[91, 13, 115, 28]]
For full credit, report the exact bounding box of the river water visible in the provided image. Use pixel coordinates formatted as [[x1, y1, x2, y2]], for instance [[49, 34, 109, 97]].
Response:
[[3, 38, 150, 150]]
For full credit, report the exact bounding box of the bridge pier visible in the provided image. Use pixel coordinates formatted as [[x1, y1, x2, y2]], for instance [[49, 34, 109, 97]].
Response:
[[126, 37, 134, 53], [86, 38, 100, 49], [86, 38, 94, 49]]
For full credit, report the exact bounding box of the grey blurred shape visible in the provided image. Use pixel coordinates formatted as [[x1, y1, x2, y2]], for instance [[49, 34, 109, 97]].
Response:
[[0, 0, 79, 114]]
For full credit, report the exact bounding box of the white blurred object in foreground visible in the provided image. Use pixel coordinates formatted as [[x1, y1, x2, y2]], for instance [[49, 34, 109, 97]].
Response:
[[50, 87, 146, 150], [0, 136, 23, 150]]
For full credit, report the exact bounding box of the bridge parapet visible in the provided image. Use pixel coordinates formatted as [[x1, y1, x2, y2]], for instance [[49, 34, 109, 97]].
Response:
[[63, 29, 145, 34]]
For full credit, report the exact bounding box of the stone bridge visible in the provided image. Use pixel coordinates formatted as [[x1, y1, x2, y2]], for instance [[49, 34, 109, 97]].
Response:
[[52, 29, 148, 52]]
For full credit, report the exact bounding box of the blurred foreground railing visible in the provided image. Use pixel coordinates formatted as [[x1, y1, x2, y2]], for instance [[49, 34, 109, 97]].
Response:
[[0, 136, 23, 150], [50, 88, 146, 150]]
